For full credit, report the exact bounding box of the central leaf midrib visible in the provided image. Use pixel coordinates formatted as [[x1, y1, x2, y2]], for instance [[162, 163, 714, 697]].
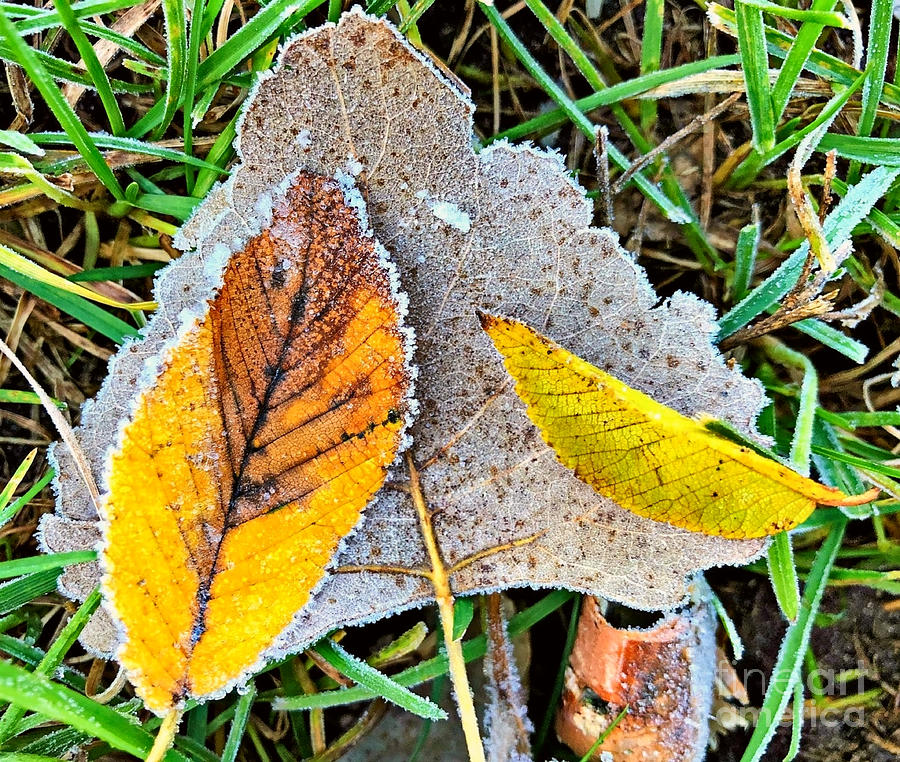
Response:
[[187, 207, 316, 655]]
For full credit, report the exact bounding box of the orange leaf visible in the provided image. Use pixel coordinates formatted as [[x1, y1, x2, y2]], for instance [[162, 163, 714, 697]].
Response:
[[102, 172, 414, 713]]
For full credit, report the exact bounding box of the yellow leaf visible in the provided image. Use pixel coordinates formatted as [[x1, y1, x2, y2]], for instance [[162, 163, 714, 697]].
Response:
[[479, 312, 877, 539]]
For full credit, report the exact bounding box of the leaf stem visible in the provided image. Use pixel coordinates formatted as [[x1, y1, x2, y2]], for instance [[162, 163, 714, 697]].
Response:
[[146, 708, 182, 762], [405, 452, 485, 762]]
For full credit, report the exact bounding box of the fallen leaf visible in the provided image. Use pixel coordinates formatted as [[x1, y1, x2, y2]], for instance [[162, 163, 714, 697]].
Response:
[[74, 171, 413, 712], [46, 11, 770, 667], [479, 313, 877, 539], [555, 596, 716, 762]]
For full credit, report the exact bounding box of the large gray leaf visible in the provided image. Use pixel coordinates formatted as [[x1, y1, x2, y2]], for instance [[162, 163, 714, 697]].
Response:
[[43, 9, 766, 660]]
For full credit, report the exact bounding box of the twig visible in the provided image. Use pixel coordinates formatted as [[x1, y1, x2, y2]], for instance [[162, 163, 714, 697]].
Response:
[[593, 127, 613, 228], [406, 452, 486, 762], [612, 92, 740, 194]]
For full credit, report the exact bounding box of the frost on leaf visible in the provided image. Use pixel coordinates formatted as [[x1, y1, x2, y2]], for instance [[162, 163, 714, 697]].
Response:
[[43, 10, 766, 659]]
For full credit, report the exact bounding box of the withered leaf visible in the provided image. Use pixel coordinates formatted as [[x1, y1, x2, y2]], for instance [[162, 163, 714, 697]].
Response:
[[44, 11, 767, 667]]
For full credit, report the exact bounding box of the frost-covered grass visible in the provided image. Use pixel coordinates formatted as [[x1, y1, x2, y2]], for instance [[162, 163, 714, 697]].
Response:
[[0, 1, 899, 760]]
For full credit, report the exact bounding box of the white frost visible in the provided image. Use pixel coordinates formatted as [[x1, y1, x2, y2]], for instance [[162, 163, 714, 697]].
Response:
[[430, 200, 471, 233]]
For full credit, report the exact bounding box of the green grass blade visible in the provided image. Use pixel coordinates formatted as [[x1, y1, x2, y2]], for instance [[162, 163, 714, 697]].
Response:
[[828, 411, 900, 428], [738, 0, 847, 26], [311, 639, 447, 720], [69, 263, 165, 281], [182, 0, 204, 194], [0, 42, 153, 95], [0, 469, 54, 529], [817, 133, 900, 165], [718, 164, 900, 338], [786, 680, 804, 760], [0, 569, 62, 617], [0, 6, 123, 199], [0, 130, 43, 155], [369, 623, 429, 669], [30, 132, 228, 173], [848, 0, 894, 183], [0, 390, 65, 408], [0, 551, 97, 580], [8, 0, 138, 33], [64, 18, 165, 65], [706, 582, 745, 660], [192, 111, 238, 198], [0, 449, 36, 520], [788, 318, 868, 363], [0, 589, 101, 744], [158, 0, 188, 138], [639, 0, 664, 130], [577, 706, 628, 762], [132, 192, 199, 220], [51, 0, 125, 135], [811, 444, 900, 481], [768, 341, 817, 472], [523, 0, 607, 92], [767, 531, 800, 622], [770, 0, 839, 120], [366, 0, 394, 15], [858, 0, 893, 140], [0, 261, 138, 343], [398, 0, 437, 33], [732, 219, 760, 302], [0, 660, 189, 761], [452, 597, 474, 640], [739, 518, 846, 762], [0, 635, 87, 692], [197, 0, 226, 41], [735, 1, 775, 152], [221, 683, 256, 762]]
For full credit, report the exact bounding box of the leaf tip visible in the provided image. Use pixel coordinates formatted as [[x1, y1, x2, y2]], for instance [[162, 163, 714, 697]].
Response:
[[818, 485, 880, 507]]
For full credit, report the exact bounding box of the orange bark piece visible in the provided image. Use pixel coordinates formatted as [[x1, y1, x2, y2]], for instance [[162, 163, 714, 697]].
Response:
[[556, 597, 715, 761], [103, 173, 412, 713]]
